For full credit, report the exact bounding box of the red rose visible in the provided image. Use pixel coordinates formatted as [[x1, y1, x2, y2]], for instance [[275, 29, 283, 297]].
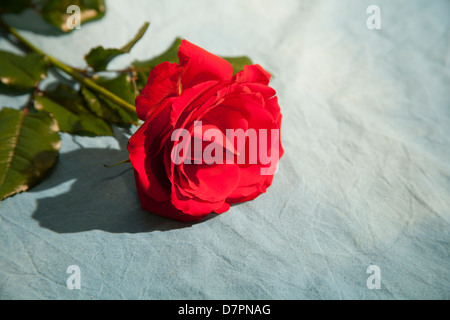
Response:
[[128, 40, 283, 222]]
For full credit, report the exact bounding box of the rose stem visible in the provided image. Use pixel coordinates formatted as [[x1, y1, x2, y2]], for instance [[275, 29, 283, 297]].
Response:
[[103, 159, 131, 168], [0, 19, 137, 115]]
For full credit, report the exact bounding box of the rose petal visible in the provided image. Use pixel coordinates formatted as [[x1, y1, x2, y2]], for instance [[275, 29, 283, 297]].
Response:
[[128, 121, 171, 201], [234, 64, 271, 85], [227, 175, 274, 204], [134, 173, 208, 222], [179, 40, 233, 89], [136, 62, 181, 121], [220, 92, 275, 128], [182, 163, 240, 201], [171, 183, 230, 215], [169, 80, 220, 127]]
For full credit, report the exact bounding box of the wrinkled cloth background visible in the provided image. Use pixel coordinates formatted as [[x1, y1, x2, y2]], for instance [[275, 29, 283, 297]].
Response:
[[0, 0, 449, 299]]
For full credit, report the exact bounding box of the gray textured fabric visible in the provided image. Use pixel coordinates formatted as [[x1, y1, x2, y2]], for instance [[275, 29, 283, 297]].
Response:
[[0, 0, 449, 299]]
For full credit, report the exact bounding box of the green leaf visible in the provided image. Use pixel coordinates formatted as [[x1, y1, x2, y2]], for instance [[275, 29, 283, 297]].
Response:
[[132, 37, 182, 91], [119, 22, 150, 53], [84, 22, 149, 72], [42, 83, 92, 115], [0, 0, 32, 14], [34, 95, 79, 132], [0, 51, 48, 93], [95, 74, 136, 105], [76, 112, 114, 136], [84, 47, 123, 72], [81, 87, 121, 124], [0, 107, 61, 201], [41, 0, 106, 33], [222, 56, 253, 75], [34, 85, 113, 136], [81, 73, 138, 125]]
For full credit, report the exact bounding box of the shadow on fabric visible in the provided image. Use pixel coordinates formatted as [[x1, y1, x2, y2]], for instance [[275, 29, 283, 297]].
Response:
[[30, 129, 217, 234], [2, 9, 66, 36]]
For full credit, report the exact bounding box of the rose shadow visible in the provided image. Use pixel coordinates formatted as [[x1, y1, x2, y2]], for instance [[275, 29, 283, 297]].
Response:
[[30, 130, 218, 234]]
